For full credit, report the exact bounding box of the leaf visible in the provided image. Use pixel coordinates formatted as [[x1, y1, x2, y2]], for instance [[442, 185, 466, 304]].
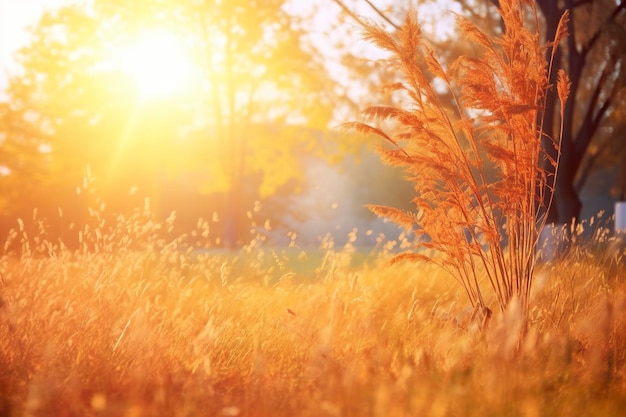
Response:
[[341, 122, 409, 157], [362, 106, 404, 121], [381, 82, 406, 94], [398, 9, 422, 54], [554, 10, 570, 48], [376, 146, 415, 166], [364, 106, 426, 130], [362, 24, 399, 54], [389, 252, 433, 265], [423, 46, 448, 82], [456, 15, 493, 51], [483, 141, 515, 165], [366, 204, 417, 229], [557, 69, 570, 106]]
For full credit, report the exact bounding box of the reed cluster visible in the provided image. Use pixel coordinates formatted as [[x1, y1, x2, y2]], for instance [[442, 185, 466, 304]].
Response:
[[345, 0, 570, 315]]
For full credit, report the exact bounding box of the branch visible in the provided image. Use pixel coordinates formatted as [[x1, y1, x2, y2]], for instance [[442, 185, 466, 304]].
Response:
[[574, 123, 616, 192], [582, 1, 626, 56], [574, 153, 596, 193], [591, 97, 613, 136], [330, 0, 369, 29], [331, 0, 402, 31], [363, 0, 400, 30], [574, 62, 618, 159]]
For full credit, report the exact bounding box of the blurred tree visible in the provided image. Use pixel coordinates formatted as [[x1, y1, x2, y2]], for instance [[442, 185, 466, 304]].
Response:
[[322, 0, 501, 216], [338, 0, 626, 224], [530, 0, 626, 224], [0, 0, 335, 247], [0, 101, 50, 223]]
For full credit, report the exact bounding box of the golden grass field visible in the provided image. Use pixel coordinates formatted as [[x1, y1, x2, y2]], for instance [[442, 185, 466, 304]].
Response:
[[0, 1, 622, 416], [0, 217, 625, 417]]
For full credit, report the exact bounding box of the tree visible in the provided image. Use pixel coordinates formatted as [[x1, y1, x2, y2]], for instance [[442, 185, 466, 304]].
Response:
[[0, 0, 334, 247], [336, 0, 626, 225], [531, 0, 626, 224]]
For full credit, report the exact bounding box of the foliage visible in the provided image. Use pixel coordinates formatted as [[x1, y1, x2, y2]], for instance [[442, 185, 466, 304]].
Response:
[[345, 0, 570, 314], [0, 209, 625, 416], [534, 0, 626, 222], [0, 0, 333, 246], [338, 0, 626, 227]]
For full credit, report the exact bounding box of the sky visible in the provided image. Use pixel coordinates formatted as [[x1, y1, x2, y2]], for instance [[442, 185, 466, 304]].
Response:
[[0, 0, 458, 75], [0, 0, 389, 98], [0, 0, 71, 88], [0, 0, 454, 96]]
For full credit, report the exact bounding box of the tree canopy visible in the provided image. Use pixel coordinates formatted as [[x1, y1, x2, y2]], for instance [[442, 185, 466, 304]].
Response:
[[0, 0, 337, 247], [338, 0, 626, 224], [2, 0, 622, 249]]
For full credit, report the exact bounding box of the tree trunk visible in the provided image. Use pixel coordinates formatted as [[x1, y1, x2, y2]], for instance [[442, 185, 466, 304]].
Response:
[[550, 163, 583, 225], [538, 0, 624, 224], [223, 184, 241, 249]]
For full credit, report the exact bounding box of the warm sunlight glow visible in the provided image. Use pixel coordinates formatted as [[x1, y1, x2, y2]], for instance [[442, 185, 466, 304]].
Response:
[[419, 0, 461, 40], [119, 29, 194, 98]]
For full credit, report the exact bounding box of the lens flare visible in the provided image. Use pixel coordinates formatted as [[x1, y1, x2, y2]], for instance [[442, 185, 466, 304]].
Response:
[[120, 29, 194, 98]]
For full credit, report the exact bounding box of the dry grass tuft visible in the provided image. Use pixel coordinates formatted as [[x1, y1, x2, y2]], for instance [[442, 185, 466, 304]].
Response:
[[0, 209, 624, 416], [345, 0, 571, 316]]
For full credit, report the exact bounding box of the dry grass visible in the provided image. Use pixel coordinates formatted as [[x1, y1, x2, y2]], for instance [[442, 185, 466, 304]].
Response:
[[344, 0, 571, 316], [0, 210, 625, 417], [1, 2, 623, 415]]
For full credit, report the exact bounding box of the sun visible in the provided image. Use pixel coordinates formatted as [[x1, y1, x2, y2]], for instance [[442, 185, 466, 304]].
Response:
[[119, 29, 195, 98]]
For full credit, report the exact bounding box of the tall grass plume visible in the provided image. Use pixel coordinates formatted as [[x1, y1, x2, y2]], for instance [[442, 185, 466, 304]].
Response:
[[344, 0, 570, 316]]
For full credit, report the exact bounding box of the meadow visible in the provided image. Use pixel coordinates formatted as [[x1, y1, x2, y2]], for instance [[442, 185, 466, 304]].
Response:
[[1, 2, 624, 416], [0, 212, 624, 417]]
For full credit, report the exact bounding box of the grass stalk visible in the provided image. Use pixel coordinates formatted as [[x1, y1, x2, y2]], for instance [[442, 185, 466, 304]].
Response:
[[345, 0, 571, 316]]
